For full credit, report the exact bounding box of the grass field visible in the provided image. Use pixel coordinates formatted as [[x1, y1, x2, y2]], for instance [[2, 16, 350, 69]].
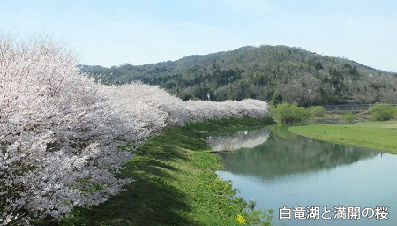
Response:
[[288, 120, 397, 154], [53, 117, 274, 226]]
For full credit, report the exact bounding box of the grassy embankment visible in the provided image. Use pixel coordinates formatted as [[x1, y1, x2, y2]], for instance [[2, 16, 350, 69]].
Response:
[[58, 117, 274, 226], [288, 120, 397, 154]]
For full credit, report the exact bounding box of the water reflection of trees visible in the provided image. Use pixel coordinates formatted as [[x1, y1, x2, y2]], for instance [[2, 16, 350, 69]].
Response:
[[218, 130, 377, 178], [206, 128, 270, 152]]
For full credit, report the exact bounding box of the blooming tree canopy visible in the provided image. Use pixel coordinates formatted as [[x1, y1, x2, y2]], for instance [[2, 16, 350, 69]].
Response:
[[0, 35, 268, 225]]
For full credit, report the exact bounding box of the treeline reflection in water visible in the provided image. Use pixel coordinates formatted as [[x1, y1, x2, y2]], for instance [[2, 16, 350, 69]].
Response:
[[206, 128, 270, 152], [213, 128, 378, 178]]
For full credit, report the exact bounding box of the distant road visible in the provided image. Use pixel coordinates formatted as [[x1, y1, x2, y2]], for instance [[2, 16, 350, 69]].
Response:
[[322, 103, 396, 111]]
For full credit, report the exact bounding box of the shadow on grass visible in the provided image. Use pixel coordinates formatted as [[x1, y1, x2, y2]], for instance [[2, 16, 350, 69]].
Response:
[[60, 155, 195, 226], [62, 178, 193, 226], [55, 129, 203, 226]]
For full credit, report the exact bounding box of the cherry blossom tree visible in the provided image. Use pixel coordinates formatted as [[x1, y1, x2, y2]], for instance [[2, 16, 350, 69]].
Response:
[[0, 35, 136, 225]]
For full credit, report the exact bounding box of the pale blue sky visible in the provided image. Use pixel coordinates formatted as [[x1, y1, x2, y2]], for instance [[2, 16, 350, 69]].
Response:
[[1, 0, 396, 71]]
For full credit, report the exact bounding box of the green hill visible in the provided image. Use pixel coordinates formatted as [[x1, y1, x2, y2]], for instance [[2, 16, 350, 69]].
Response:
[[80, 45, 397, 106]]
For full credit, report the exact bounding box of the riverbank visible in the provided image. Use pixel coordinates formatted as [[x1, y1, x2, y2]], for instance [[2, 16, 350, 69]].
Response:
[[56, 117, 274, 225], [288, 120, 397, 154]]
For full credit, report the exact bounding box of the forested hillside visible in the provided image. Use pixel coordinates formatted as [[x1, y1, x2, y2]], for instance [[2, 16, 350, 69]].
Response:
[[81, 45, 397, 106]]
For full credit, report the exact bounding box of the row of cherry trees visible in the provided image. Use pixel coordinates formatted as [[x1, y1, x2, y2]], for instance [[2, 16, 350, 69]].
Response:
[[0, 36, 268, 225]]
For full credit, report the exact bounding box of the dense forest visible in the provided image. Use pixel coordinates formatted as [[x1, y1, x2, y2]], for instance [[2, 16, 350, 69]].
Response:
[[80, 45, 397, 106]]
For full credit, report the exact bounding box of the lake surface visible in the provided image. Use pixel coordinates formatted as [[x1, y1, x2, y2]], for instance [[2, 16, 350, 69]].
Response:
[[211, 127, 397, 225]]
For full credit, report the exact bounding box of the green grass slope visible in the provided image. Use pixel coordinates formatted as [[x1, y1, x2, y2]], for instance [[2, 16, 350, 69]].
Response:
[[55, 118, 273, 226]]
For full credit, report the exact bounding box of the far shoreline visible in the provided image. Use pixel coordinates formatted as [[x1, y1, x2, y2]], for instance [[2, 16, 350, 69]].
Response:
[[288, 121, 397, 154]]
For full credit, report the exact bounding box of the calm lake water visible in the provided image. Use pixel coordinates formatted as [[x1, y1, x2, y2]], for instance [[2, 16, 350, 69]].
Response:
[[210, 127, 397, 225]]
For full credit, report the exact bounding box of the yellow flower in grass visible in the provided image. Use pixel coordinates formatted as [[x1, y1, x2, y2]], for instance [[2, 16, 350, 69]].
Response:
[[236, 214, 246, 224]]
